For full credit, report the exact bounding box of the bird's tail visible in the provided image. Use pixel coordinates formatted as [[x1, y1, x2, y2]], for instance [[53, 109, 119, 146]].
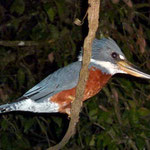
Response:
[[0, 104, 9, 113], [0, 101, 22, 113], [0, 98, 59, 114]]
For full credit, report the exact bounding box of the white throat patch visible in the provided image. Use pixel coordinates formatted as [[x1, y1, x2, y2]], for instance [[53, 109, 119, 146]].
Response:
[[90, 59, 125, 75], [78, 55, 125, 75]]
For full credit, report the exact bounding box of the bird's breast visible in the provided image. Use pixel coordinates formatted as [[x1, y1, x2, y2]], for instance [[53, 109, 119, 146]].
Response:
[[50, 67, 111, 115]]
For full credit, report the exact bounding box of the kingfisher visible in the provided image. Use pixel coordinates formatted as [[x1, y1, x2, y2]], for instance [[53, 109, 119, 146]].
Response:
[[0, 38, 150, 115]]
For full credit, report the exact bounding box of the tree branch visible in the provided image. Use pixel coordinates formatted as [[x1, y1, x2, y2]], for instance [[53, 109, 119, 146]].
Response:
[[0, 40, 54, 47], [47, 0, 100, 150]]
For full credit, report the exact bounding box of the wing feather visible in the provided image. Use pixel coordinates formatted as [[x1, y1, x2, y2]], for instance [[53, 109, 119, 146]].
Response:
[[21, 61, 81, 102]]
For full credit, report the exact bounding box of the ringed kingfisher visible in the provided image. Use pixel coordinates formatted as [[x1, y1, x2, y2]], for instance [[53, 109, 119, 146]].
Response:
[[0, 38, 150, 115]]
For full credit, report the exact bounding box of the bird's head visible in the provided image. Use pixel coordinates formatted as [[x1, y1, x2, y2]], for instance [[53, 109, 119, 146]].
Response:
[[78, 38, 150, 79]]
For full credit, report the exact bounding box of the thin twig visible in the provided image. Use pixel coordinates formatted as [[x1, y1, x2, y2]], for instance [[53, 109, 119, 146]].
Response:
[[128, 138, 138, 150], [0, 40, 54, 47], [47, 0, 100, 150], [145, 139, 150, 150], [112, 88, 122, 125]]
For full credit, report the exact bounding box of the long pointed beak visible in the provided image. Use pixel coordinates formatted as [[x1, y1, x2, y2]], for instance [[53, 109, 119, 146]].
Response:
[[117, 60, 150, 79]]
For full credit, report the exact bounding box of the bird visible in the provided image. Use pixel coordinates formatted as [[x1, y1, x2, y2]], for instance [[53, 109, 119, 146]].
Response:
[[0, 38, 150, 116]]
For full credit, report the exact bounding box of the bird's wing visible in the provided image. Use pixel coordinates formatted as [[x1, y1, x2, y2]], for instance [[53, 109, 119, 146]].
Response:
[[21, 61, 81, 102], [0, 61, 81, 113]]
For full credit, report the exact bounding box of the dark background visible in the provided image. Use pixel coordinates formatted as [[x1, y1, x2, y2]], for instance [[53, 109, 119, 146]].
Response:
[[0, 0, 150, 149]]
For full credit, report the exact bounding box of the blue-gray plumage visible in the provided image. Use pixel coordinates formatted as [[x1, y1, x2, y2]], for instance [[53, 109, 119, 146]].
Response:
[[0, 38, 150, 115], [23, 61, 82, 102]]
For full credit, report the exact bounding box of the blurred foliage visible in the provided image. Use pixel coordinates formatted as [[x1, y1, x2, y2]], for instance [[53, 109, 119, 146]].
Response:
[[0, 0, 150, 149]]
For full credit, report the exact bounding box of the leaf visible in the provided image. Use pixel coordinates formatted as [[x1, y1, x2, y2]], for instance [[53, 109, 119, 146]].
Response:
[[89, 135, 95, 146], [37, 120, 47, 134], [123, 0, 133, 8], [103, 134, 112, 147], [98, 111, 113, 124], [15, 138, 31, 149], [138, 107, 150, 117], [112, 0, 120, 4], [108, 142, 119, 150], [135, 136, 145, 149], [1, 119, 8, 130], [10, 0, 25, 15], [55, 0, 64, 19], [89, 109, 98, 121], [129, 109, 139, 125], [1, 133, 11, 150], [47, 8, 55, 22], [136, 25, 146, 54], [51, 116, 62, 128], [128, 100, 136, 109], [24, 119, 34, 133], [49, 24, 59, 39], [48, 52, 54, 63], [17, 68, 25, 87]]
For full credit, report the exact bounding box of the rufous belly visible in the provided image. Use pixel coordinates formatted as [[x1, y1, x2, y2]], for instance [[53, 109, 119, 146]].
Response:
[[51, 67, 111, 114]]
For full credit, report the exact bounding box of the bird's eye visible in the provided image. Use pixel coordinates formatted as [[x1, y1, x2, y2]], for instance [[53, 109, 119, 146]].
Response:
[[111, 52, 118, 59]]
